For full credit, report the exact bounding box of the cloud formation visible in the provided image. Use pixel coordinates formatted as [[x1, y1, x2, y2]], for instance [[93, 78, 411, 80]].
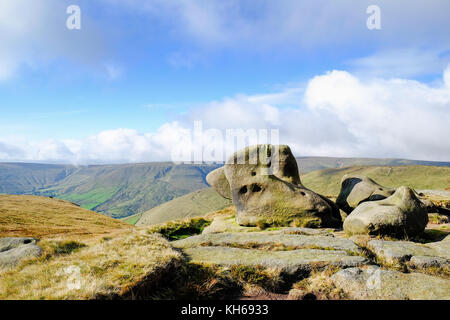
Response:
[[1, 67, 450, 163]]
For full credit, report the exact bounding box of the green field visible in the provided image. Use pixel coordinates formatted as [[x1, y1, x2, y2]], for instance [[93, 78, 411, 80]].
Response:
[[121, 213, 143, 225]]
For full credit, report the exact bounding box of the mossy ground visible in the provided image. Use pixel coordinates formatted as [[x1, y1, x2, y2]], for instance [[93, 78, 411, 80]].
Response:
[[147, 218, 212, 240]]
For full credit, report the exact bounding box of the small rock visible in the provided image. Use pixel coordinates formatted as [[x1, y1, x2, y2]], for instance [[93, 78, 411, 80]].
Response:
[[336, 175, 394, 214], [410, 255, 449, 269], [0, 237, 42, 268]]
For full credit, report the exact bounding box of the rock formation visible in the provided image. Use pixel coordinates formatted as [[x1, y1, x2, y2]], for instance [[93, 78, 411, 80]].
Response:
[[343, 186, 428, 237], [224, 145, 341, 227], [0, 237, 42, 268], [336, 174, 394, 214]]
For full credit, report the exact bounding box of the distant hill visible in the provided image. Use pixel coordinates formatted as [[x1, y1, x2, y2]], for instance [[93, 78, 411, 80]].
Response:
[[1, 157, 449, 219], [136, 188, 232, 226], [0, 194, 132, 240], [296, 157, 450, 174], [0, 162, 220, 219], [301, 165, 450, 197]]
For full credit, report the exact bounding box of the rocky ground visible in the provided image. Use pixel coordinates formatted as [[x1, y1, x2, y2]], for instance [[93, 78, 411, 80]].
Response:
[[167, 210, 450, 300]]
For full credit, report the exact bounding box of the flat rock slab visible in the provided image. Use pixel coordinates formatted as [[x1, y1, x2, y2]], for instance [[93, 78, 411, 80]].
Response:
[[332, 266, 450, 300], [173, 232, 362, 255], [0, 237, 42, 268], [182, 246, 368, 274], [367, 235, 450, 266], [202, 216, 260, 234]]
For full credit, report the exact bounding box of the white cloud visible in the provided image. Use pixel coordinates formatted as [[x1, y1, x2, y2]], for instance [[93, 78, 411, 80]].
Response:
[[1, 66, 450, 163]]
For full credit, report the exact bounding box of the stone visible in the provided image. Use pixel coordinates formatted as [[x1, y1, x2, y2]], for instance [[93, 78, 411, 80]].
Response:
[[343, 186, 428, 237], [181, 246, 368, 274], [206, 167, 232, 199], [202, 216, 260, 234], [0, 237, 42, 268], [172, 231, 362, 255], [409, 256, 449, 269], [224, 144, 341, 227], [336, 174, 394, 214], [366, 236, 450, 266], [332, 266, 450, 300]]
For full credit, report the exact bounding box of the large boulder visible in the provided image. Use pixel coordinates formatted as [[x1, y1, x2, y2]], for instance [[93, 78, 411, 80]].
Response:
[[336, 174, 394, 214], [206, 167, 232, 199], [343, 186, 428, 238], [0, 237, 42, 268], [224, 145, 341, 227]]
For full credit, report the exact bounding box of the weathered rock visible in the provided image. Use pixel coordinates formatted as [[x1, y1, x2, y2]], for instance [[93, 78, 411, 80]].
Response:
[[343, 186, 428, 237], [224, 144, 341, 227], [173, 232, 362, 255], [332, 266, 450, 300], [0, 237, 42, 268], [409, 256, 449, 269], [206, 167, 232, 199], [366, 236, 450, 267], [182, 246, 368, 274], [336, 175, 394, 214], [202, 216, 260, 234]]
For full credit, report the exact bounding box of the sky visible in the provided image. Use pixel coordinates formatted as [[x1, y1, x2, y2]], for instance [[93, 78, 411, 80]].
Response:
[[1, 0, 450, 164]]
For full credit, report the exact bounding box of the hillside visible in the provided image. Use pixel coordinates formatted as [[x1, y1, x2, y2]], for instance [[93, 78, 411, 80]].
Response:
[[136, 188, 232, 226], [301, 165, 450, 196], [0, 162, 220, 219], [296, 157, 450, 174], [0, 195, 132, 240]]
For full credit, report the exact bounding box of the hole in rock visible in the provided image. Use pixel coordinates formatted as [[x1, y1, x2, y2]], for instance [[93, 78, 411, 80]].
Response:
[[239, 186, 248, 194], [251, 184, 262, 192]]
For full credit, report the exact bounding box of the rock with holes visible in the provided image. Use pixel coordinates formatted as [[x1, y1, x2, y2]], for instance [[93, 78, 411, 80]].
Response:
[[224, 145, 341, 227], [0, 237, 42, 268], [343, 186, 428, 237], [206, 167, 232, 199], [331, 266, 450, 300], [336, 174, 394, 214]]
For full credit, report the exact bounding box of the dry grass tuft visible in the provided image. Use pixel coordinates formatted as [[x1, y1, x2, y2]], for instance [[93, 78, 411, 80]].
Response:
[[0, 230, 182, 300]]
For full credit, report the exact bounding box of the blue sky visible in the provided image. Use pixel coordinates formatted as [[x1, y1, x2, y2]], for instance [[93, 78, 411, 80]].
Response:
[[1, 0, 450, 163]]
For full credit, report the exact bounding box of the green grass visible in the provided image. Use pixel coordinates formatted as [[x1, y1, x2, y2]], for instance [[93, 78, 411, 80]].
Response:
[[302, 165, 450, 196], [147, 218, 212, 241], [121, 213, 142, 225], [60, 187, 120, 210]]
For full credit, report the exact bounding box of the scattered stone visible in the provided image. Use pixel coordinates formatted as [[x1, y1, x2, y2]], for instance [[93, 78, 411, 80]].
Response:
[[182, 246, 368, 274], [332, 266, 450, 300], [224, 144, 341, 227], [173, 232, 362, 255], [336, 175, 394, 214], [0, 237, 42, 268], [206, 167, 232, 199], [343, 186, 428, 238], [287, 289, 307, 300]]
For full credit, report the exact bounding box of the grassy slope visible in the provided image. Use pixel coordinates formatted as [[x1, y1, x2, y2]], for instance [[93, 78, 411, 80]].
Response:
[[137, 188, 232, 226], [0, 195, 182, 300], [38, 163, 221, 218], [0, 195, 132, 241], [301, 165, 450, 197]]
